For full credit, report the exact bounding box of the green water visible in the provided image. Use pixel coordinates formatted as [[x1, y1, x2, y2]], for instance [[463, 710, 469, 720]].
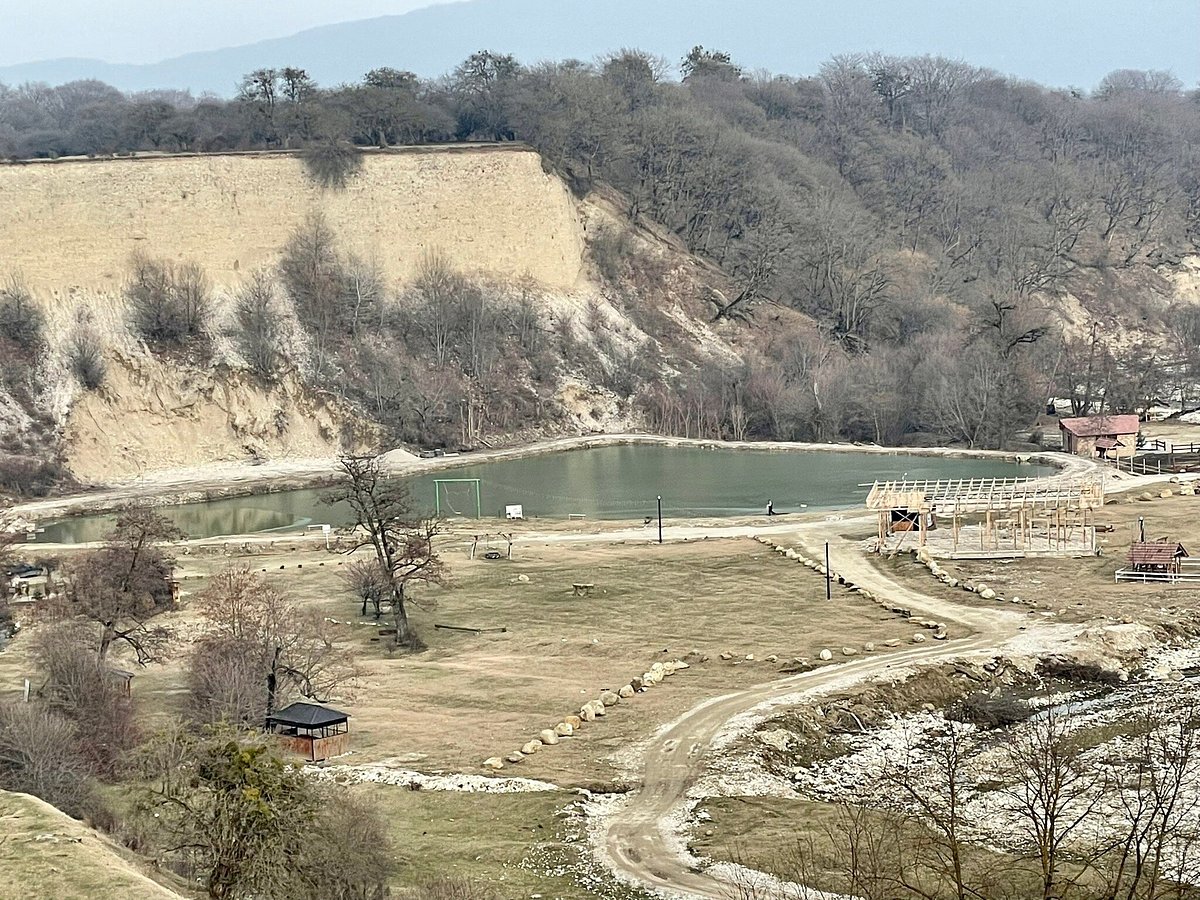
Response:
[[37, 445, 1053, 544]]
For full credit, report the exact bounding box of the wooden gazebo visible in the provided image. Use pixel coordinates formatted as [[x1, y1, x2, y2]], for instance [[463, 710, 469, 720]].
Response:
[[1127, 541, 1188, 576], [266, 702, 350, 762]]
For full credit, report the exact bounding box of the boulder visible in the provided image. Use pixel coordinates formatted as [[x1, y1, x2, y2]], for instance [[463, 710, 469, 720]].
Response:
[[600, 691, 621, 706], [618, 684, 635, 699], [745, 654, 755, 661], [883, 638, 902, 648], [521, 741, 542, 755], [539, 729, 560, 745], [1160, 489, 1174, 499], [719, 652, 733, 660], [819, 648, 833, 661], [785, 549, 799, 559], [933, 630, 948, 641], [482, 757, 504, 770], [672, 660, 690, 670], [516, 574, 530, 584], [554, 722, 574, 737], [842, 646, 858, 656], [859, 589, 874, 601], [506, 753, 525, 764], [765, 654, 779, 662], [565, 714, 582, 729], [589, 700, 606, 717], [979, 588, 997, 600], [863, 642, 875, 652], [578, 704, 595, 722], [911, 633, 927, 643], [631, 676, 645, 691], [650, 662, 666, 675]]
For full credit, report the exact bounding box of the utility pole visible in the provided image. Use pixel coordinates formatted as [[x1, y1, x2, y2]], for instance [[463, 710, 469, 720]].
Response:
[[825, 542, 832, 600], [657, 496, 663, 544]]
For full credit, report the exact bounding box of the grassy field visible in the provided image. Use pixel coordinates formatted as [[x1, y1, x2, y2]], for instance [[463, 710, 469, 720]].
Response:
[[0, 529, 916, 895]]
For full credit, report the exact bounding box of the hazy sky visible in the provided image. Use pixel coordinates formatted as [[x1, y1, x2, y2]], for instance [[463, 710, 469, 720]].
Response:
[[0, 0, 1196, 89], [0, 0, 452, 65]]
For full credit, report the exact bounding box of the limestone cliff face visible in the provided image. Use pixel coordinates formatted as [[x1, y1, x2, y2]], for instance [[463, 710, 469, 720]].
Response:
[[0, 146, 586, 293], [62, 354, 379, 483]]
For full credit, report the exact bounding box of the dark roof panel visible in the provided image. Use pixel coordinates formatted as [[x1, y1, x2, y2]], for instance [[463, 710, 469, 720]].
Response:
[[267, 702, 349, 728]]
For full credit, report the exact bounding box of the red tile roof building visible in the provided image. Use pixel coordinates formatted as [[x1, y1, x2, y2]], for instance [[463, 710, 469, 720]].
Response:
[[1058, 414, 1139, 458]]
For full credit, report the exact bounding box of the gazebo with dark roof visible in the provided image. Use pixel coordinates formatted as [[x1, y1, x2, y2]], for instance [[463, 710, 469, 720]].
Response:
[[266, 702, 350, 762]]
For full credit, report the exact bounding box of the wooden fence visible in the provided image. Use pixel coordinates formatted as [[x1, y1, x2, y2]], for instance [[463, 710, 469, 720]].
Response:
[[1115, 559, 1200, 584]]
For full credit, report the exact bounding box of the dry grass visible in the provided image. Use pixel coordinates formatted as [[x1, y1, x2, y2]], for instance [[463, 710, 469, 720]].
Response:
[[2, 535, 912, 787], [0, 790, 185, 899], [691, 796, 1049, 898], [373, 787, 655, 898]]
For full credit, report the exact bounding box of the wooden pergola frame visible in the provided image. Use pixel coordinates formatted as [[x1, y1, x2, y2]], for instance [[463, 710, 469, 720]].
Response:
[[864, 477, 1105, 555]]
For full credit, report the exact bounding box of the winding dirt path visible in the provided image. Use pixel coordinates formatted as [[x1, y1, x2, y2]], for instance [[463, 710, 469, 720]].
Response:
[[598, 520, 1028, 898]]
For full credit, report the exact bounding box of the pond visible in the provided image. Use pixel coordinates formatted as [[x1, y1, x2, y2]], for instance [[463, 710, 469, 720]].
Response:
[[37, 444, 1055, 544]]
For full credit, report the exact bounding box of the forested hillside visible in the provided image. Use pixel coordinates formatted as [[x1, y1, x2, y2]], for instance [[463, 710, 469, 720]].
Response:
[[2, 49, 1199, 487]]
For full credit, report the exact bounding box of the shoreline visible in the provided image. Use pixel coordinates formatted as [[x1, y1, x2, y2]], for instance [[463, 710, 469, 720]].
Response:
[[9, 432, 1103, 525]]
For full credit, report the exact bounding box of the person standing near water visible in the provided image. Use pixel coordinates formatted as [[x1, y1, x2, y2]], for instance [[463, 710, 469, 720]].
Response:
[[767, 499, 776, 516]]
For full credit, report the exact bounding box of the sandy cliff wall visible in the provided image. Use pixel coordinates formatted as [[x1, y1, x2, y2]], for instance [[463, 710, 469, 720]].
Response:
[[0, 146, 586, 293]]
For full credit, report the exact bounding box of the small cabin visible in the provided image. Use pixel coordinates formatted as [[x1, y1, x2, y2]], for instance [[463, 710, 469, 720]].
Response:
[[1128, 541, 1188, 575], [266, 702, 350, 762], [1059, 414, 1139, 459]]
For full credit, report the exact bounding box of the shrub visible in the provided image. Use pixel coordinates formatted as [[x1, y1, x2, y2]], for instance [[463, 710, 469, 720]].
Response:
[[0, 275, 44, 352], [68, 329, 107, 390], [232, 270, 283, 377], [301, 140, 363, 189], [0, 703, 104, 819], [125, 253, 212, 347], [31, 624, 138, 776], [947, 691, 1032, 729]]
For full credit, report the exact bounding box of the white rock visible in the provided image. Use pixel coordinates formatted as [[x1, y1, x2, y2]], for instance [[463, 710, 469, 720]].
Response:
[[482, 757, 504, 770], [539, 729, 559, 745], [819, 649, 833, 661]]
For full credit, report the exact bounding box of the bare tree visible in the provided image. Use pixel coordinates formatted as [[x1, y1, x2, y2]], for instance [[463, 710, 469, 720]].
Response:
[[232, 270, 284, 377], [340, 558, 392, 619], [1100, 704, 1200, 899], [325, 454, 445, 650], [1001, 706, 1108, 900], [189, 566, 353, 725], [0, 703, 98, 818], [66, 507, 182, 663], [31, 623, 137, 776]]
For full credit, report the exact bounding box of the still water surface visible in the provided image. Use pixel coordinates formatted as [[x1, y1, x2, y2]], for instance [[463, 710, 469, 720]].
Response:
[[39, 445, 1052, 544]]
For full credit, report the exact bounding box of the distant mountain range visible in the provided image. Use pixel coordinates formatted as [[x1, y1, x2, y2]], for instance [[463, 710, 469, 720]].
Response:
[[1, 0, 1197, 95]]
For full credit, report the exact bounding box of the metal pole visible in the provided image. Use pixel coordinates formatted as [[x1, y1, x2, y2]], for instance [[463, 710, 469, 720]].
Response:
[[825, 542, 831, 600], [657, 496, 663, 544]]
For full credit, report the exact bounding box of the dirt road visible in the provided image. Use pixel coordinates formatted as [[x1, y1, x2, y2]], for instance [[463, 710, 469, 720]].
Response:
[[597, 519, 1029, 898]]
